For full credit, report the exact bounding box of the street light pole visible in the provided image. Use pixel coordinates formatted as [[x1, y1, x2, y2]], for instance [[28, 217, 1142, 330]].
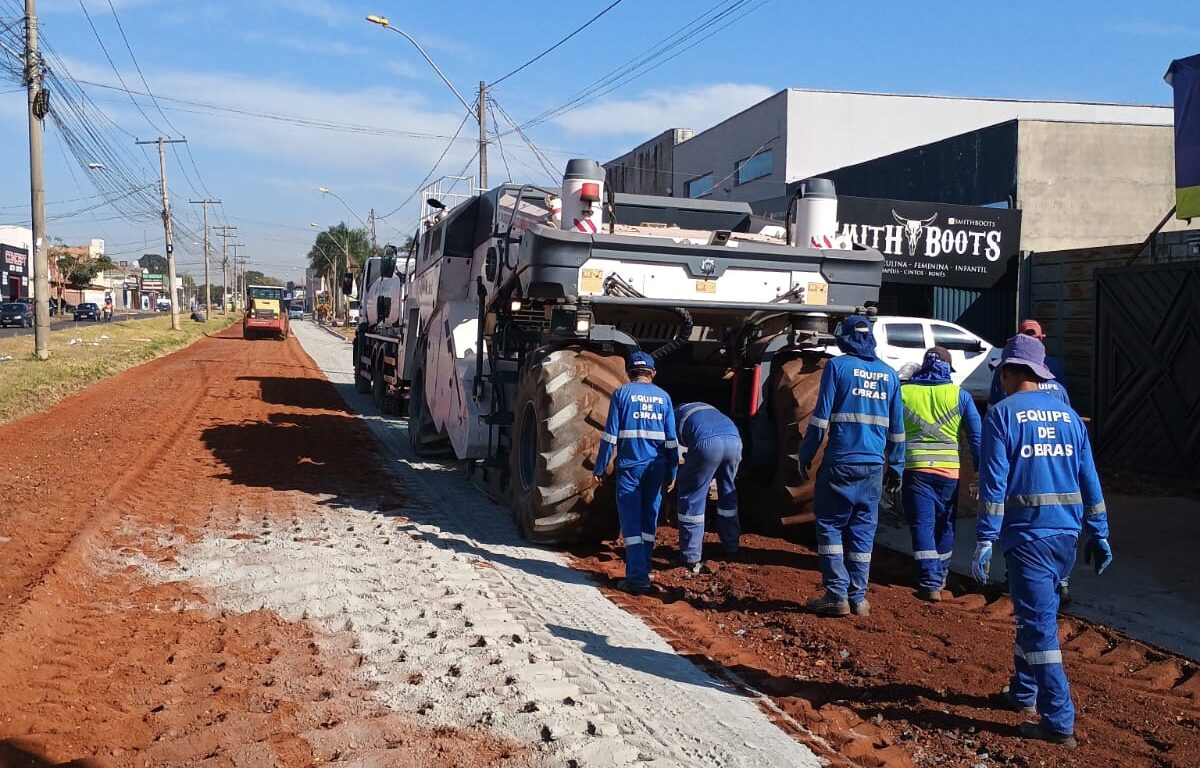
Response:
[[366, 14, 486, 190]]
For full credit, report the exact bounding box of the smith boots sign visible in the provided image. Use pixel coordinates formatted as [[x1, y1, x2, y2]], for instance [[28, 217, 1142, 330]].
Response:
[[835, 196, 1022, 289]]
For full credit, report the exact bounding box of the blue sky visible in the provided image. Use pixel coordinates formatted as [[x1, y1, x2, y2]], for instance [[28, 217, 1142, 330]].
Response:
[[0, 0, 1193, 279]]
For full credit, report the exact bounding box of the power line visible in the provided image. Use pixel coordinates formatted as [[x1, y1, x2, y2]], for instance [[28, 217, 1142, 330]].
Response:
[[75, 0, 164, 133], [490, 0, 625, 87], [376, 109, 474, 221]]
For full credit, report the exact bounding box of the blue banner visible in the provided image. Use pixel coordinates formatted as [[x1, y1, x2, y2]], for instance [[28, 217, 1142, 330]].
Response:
[[1166, 54, 1200, 219]]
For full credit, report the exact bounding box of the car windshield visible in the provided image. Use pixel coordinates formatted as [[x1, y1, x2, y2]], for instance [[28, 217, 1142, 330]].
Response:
[[1, 303, 22, 311], [80, 303, 97, 309], [249, 287, 282, 300]]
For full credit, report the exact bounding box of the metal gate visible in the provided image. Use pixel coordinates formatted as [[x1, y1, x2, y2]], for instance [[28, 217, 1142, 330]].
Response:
[[1093, 263, 1200, 477]]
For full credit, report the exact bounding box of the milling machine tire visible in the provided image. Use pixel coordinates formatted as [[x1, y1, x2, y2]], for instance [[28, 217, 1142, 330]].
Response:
[[764, 351, 829, 531], [509, 347, 626, 545], [407, 341, 453, 458]]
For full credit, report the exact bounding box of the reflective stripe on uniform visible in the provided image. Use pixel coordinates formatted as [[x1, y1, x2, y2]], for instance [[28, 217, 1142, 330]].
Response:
[[617, 429, 667, 440], [600, 432, 617, 444], [1015, 646, 1063, 665], [1006, 492, 1083, 508], [913, 550, 940, 560], [983, 501, 1005, 517], [831, 412, 890, 428], [809, 416, 829, 429], [817, 544, 843, 555], [1086, 501, 1107, 516], [908, 441, 959, 452], [642, 531, 656, 545], [677, 512, 705, 524], [677, 403, 716, 435], [902, 387, 963, 470], [664, 440, 678, 449], [939, 551, 953, 561], [888, 432, 906, 443], [624, 534, 644, 546], [846, 551, 872, 563], [716, 506, 738, 518]]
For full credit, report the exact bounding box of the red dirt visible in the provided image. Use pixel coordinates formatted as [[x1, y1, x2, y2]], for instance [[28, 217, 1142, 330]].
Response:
[[0, 327, 530, 768], [573, 527, 1200, 767]]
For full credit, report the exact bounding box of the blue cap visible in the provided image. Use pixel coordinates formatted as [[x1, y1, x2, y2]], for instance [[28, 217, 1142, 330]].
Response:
[[989, 333, 1055, 380], [628, 350, 656, 372]]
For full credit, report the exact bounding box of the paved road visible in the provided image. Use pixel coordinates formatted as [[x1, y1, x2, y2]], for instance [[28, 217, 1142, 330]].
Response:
[[0, 311, 163, 339]]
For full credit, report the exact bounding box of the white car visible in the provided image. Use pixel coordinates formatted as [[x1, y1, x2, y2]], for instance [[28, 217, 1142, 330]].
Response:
[[347, 299, 361, 325], [827, 315, 995, 401]]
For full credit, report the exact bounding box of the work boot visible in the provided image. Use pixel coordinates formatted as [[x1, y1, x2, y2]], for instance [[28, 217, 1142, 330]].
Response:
[[850, 599, 870, 617], [806, 594, 850, 617], [679, 560, 711, 576], [916, 589, 942, 603], [1018, 720, 1077, 747], [615, 579, 652, 595], [997, 688, 1037, 716]]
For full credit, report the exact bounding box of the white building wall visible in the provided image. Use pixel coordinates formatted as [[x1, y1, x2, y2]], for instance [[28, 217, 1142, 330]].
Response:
[[669, 89, 1172, 205]]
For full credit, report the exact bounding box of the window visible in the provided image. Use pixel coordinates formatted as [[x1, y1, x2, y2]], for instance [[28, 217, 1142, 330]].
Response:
[[933, 323, 984, 356], [735, 149, 773, 185], [885, 322, 926, 349], [685, 173, 713, 198]]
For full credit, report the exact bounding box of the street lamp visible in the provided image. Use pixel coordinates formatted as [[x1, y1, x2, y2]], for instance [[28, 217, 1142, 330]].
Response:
[[366, 13, 487, 190]]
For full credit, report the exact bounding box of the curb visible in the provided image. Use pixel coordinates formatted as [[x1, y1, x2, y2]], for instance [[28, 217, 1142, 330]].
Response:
[[316, 322, 352, 343]]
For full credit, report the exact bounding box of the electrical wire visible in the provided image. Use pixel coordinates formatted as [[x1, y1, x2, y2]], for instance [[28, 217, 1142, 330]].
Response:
[[376, 109, 474, 222], [490, 0, 625, 87], [487, 100, 513, 183]]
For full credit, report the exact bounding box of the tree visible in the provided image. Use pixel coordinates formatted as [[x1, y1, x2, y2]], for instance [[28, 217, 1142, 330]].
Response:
[[138, 254, 168, 273], [243, 270, 282, 287], [54, 251, 116, 289], [307, 222, 370, 280]]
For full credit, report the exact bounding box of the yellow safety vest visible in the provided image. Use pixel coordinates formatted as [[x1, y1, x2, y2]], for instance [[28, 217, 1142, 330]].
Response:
[[900, 382, 962, 470]]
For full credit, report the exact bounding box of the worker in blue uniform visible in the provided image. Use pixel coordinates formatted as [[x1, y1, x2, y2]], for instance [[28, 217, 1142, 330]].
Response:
[[988, 320, 1069, 406], [900, 346, 982, 602], [973, 333, 1112, 747], [673, 402, 743, 572], [594, 351, 678, 594], [796, 315, 905, 617], [987, 323, 1074, 603]]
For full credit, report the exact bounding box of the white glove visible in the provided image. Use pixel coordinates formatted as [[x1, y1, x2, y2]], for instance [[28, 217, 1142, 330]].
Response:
[[971, 541, 993, 584]]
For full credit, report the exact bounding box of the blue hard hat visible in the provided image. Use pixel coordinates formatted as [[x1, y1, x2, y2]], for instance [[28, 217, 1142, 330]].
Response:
[[628, 350, 656, 372]]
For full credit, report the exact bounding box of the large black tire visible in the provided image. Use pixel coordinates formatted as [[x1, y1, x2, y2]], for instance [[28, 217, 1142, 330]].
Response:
[[763, 352, 829, 531], [407, 342, 453, 458], [509, 347, 627, 545], [353, 339, 371, 394]]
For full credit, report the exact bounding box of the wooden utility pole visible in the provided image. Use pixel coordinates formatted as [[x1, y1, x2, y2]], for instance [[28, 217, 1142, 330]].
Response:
[[25, 0, 50, 359], [136, 137, 187, 330], [477, 81, 488, 191], [216, 225, 236, 315], [189, 198, 219, 316]]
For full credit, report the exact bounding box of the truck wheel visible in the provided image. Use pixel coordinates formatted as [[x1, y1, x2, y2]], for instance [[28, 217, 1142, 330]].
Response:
[[408, 358, 453, 457], [353, 340, 371, 394], [762, 352, 829, 532], [372, 364, 398, 415], [509, 347, 626, 545]]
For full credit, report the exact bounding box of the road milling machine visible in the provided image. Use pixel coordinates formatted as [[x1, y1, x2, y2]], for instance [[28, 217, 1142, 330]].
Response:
[[351, 162, 883, 543]]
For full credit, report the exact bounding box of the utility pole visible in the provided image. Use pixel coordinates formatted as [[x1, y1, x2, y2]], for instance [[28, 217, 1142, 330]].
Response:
[[368, 208, 377, 254], [25, 0, 50, 359], [216, 225, 236, 315], [136, 136, 187, 330], [477, 81, 488, 191], [190, 198, 219, 317]]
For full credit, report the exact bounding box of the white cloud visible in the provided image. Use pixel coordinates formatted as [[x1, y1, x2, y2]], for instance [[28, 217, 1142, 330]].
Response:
[[552, 83, 774, 137]]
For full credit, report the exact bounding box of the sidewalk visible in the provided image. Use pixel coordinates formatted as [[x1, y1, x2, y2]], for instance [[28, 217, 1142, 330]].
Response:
[[876, 493, 1200, 659]]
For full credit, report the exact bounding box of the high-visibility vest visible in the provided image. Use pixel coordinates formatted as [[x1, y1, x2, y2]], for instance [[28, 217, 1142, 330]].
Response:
[[901, 382, 962, 470]]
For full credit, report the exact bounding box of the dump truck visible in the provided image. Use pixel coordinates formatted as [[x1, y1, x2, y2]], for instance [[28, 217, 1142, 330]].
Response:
[[351, 161, 883, 542], [243, 284, 289, 339]]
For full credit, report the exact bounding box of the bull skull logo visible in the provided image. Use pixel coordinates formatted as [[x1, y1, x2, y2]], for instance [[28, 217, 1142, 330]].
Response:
[[892, 211, 938, 256]]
